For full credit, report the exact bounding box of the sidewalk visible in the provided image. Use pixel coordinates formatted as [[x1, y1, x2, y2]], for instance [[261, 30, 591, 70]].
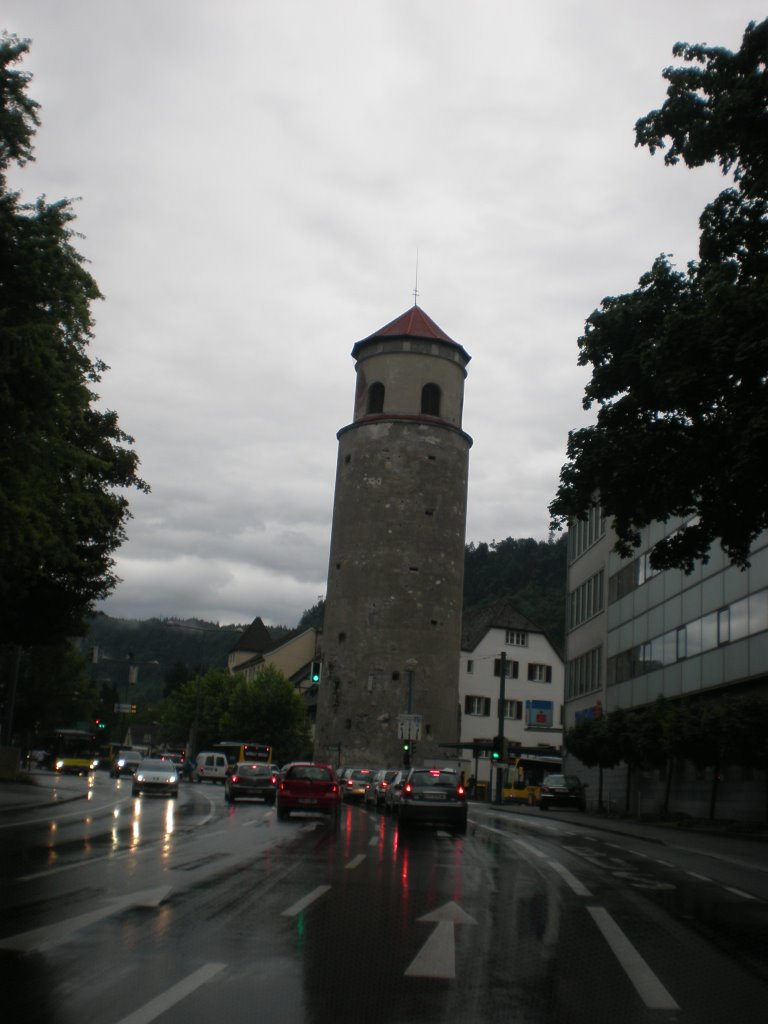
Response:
[[0, 769, 90, 814]]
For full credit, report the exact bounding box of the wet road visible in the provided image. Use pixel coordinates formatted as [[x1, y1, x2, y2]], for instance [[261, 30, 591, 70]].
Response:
[[1, 773, 767, 1024]]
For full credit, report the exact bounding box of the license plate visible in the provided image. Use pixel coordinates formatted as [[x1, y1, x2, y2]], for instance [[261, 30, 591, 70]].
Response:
[[427, 793, 446, 800], [298, 798, 317, 805]]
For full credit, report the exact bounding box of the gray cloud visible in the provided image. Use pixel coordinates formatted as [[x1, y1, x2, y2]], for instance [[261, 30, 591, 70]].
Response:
[[3, 1, 756, 626]]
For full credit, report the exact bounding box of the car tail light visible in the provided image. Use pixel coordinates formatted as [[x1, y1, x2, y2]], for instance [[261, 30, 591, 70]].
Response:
[[231, 774, 239, 783], [330, 783, 338, 794], [270, 775, 277, 785], [457, 785, 465, 796], [279, 781, 286, 791], [403, 783, 412, 797]]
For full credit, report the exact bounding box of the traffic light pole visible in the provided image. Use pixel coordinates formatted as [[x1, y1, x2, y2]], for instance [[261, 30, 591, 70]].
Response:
[[494, 651, 507, 805]]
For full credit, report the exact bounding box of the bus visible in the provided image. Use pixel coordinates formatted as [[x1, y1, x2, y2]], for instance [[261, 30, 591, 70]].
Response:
[[39, 729, 100, 775], [501, 751, 562, 806], [212, 741, 273, 766]]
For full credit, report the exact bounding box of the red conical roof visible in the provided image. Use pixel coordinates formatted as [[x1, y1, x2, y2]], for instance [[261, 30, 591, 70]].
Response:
[[362, 305, 457, 344]]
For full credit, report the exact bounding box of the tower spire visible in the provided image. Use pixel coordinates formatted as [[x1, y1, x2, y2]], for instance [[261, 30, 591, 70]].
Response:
[[413, 248, 419, 306]]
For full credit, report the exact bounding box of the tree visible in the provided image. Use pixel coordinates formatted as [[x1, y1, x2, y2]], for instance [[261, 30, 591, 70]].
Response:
[[0, 35, 148, 648], [549, 19, 768, 573], [219, 664, 311, 763], [564, 714, 624, 811]]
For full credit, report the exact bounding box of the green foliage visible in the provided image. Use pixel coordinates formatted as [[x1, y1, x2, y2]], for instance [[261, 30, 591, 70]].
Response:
[[160, 663, 310, 762], [0, 641, 93, 737], [0, 35, 148, 646], [550, 19, 768, 573], [220, 664, 311, 762], [298, 598, 325, 631], [463, 536, 567, 650]]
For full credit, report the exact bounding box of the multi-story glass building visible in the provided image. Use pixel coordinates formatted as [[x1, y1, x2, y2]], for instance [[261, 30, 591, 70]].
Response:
[[565, 508, 768, 820]]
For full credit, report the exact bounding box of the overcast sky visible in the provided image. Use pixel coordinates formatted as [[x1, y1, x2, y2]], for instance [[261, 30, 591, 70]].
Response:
[[5, 2, 761, 628]]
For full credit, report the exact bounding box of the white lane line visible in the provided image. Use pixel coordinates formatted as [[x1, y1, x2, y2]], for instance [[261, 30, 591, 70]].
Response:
[[546, 859, 592, 897], [345, 854, 366, 870], [513, 838, 548, 859], [723, 886, 757, 900], [368, 835, 379, 846], [654, 859, 674, 867], [687, 871, 712, 882], [587, 906, 679, 1010], [114, 962, 226, 1024], [281, 885, 331, 917]]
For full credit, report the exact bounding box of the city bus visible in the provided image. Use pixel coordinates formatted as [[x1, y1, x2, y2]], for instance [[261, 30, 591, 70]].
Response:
[[39, 729, 100, 775], [502, 751, 562, 806], [211, 741, 273, 766]]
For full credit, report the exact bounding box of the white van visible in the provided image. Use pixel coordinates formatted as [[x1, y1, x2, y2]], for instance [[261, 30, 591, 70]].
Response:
[[194, 751, 230, 784]]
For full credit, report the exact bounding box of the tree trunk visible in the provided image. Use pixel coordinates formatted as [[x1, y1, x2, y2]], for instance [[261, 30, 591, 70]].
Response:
[[709, 761, 720, 822], [663, 758, 673, 816]]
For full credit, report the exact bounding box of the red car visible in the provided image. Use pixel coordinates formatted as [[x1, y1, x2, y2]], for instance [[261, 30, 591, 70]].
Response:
[[276, 762, 341, 821]]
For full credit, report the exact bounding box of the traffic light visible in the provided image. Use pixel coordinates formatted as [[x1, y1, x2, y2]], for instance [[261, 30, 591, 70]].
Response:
[[491, 736, 502, 761], [402, 739, 411, 768], [310, 660, 321, 684], [96, 719, 107, 730]]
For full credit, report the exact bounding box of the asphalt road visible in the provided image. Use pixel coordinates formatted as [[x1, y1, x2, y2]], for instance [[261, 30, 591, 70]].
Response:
[[1, 772, 767, 1024]]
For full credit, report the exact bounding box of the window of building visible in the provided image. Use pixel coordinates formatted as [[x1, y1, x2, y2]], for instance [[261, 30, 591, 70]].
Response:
[[464, 696, 491, 716], [503, 699, 523, 720], [494, 658, 519, 678], [565, 646, 601, 699], [527, 663, 552, 683], [567, 503, 606, 563], [505, 629, 528, 646], [421, 383, 441, 416], [466, 659, 474, 674], [568, 570, 604, 630], [606, 588, 768, 685], [367, 382, 384, 414]]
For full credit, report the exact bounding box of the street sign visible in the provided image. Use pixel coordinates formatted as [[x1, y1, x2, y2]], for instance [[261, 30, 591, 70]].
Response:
[[397, 713, 422, 740], [114, 703, 133, 713]]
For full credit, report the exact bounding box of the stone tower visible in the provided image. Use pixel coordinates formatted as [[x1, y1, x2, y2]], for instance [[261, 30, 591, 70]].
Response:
[[313, 305, 472, 769]]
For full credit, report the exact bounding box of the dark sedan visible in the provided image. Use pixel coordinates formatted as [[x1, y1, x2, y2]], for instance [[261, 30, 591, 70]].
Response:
[[397, 767, 467, 834], [225, 762, 278, 804], [538, 773, 587, 811]]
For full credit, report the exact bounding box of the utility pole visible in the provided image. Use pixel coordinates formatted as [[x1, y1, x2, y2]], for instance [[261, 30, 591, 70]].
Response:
[[494, 651, 507, 805]]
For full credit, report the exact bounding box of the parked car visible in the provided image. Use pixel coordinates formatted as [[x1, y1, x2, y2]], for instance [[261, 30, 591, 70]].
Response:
[[342, 768, 375, 803], [538, 774, 587, 811], [276, 762, 341, 821], [383, 770, 407, 814], [366, 769, 399, 809], [110, 750, 142, 778], [225, 762, 278, 804], [194, 751, 230, 784], [132, 758, 179, 798], [397, 767, 468, 834]]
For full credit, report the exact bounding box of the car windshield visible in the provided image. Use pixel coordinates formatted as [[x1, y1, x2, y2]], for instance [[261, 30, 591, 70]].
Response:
[[349, 770, 372, 781], [544, 775, 567, 785], [139, 760, 172, 771]]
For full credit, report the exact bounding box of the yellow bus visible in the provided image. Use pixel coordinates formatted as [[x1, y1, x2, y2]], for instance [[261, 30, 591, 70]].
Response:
[[502, 752, 562, 806], [212, 741, 273, 766]]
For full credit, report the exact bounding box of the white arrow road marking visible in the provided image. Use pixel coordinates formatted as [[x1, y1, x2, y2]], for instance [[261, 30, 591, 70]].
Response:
[[0, 886, 171, 953], [405, 901, 477, 979], [114, 962, 226, 1024], [345, 854, 366, 870]]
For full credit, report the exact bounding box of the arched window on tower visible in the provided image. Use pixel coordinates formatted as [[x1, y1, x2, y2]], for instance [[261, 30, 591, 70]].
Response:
[[421, 383, 441, 417], [367, 382, 385, 414]]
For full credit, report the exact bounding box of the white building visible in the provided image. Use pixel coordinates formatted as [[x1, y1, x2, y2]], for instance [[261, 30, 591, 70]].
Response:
[[457, 600, 564, 788]]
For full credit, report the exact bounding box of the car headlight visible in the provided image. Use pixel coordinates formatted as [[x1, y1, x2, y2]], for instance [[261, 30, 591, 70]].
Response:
[[168, 775, 178, 784], [136, 773, 145, 782], [55, 759, 64, 770]]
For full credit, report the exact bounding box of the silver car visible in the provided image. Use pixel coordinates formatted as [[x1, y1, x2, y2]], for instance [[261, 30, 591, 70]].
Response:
[[132, 758, 179, 798]]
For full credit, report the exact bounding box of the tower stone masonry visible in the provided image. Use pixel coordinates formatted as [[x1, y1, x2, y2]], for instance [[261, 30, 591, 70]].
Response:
[[313, 306, 472, 769]]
